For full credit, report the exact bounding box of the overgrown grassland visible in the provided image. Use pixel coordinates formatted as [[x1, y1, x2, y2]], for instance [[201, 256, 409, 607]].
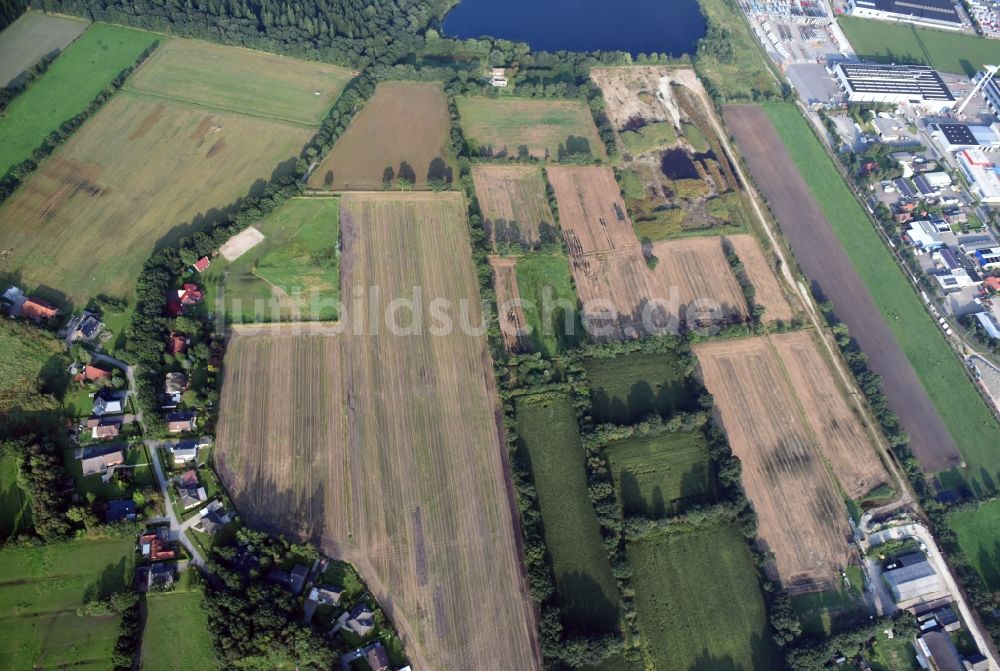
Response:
[[513, 250, 584, 356], [762, 103, 1000, 492], [627, 523, 782, 670], [0, 22, 158, 175], [0, 318, 64, 414], [0, 538, 133, 670], [583, 351, 696, 425], [949, 500, 1000, 591], [0, 455, 31, 539], [457, 96, 607, 161], [838, 17, 999, 75], [142, 588, 216, 671], [620, 122, 676, 156], [604, 430, 715, 517], [515, 393, 619, 633], [791, 565, 865, 636], [204, 198, 341, 323], [694, 0, 780, 100]]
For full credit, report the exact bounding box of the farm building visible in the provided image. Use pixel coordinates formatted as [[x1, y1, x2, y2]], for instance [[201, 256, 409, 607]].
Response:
[[19, 296, 59, 323], [833, 63, 956, 109], [956, 149, 1000, 204], [846, 0, 963, 29], [80, 445, 125, 476], [916, 630, 965, 671], [883, 552, 946, 603], [191, 256, 211, 273]]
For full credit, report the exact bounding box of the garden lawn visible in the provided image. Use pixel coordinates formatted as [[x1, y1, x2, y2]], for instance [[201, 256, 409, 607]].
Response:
[[762, 102, 1000, 493], [0, 455, 30, 539], [583, 351, 697, 425], [0, 22, 158, 176], [0, 538, 133, 670], [604, 429, 715, 517], [791, 565, 866, 636], [142, 589, 216, 671], [627, 522, 781, 670], [948, 499, 1000, 591], [838, 17, 999, 75], [203, 198, 340, 323], [515, 393, 619, 633], [513, 250, 585, 356]]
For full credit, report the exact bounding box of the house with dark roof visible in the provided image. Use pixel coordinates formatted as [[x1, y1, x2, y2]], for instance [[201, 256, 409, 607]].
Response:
[[166, 411, 197, 433], [337, 602, 375, 638], [364, 643, 391, 671], [105, 498, 136, 523], [64, 310, 103, 344], [268, 564, 309, 595], [145, 562, 175, 591], [174, 470, 208, 509], [92, 389, 127, 416], [194, 500, 231, 534], [916, 630, 964, 671]]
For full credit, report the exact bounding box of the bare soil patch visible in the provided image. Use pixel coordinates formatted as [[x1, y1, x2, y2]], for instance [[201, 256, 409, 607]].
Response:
[[472, 165, 556, 249], [308, 81, 455, 191], [694, 335, 853, 592], [219, 226, 265, 261], [216, 192, 539, 670], [725, 234, 795, 323], [723, 104, 961, 474]]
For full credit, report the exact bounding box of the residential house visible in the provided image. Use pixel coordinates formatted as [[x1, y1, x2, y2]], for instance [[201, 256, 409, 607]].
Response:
[[75, 364, 111, 384], [20, 296, 58, 323], [365, 643, 391, 671], [974, 247, 1000, 271], [303, 583, 344, 624], [167, 284, 203, 316], [268, 564, 309, 595], [163, 372, 187, 408], [145, 562, 175, 591], [166, 411, 197, 433], [139, 529, 175, 561], [194, 500, 231, 534], [932, 607, 961, 632], [80, 445, 125, 476], [174, 470, 207, 510], [192, 257, 211, 273], [92, 388, 127, 416], [105, 498, 136, 523], [338, 602, 375, 637], [170, 442, 198, 465], [167, 333, 189, 356], [984, 276, 1000, 293], [64, 310, 104, 344], [0, 286, 25, 315], [489, 66, 508, 87], [92, 420, 122, 441]]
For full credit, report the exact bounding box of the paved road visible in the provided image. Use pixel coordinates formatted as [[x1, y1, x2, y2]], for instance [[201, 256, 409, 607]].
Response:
[[145, 439, 205, 567], [863, 521, 1000, 670]]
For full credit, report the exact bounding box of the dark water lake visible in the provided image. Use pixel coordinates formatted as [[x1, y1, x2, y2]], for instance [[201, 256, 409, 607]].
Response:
[[441, 0, 707, 56]]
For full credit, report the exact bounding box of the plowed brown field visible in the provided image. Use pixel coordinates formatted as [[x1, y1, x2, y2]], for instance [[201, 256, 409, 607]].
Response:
[[215, 192, 539, 670], [472, 165, 556, 248], [726, 234, 795, 323], [694, 335, 854, 592]]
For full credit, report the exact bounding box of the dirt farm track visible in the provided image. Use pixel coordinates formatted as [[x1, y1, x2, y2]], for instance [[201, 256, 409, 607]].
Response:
[[723, 104, 961, 474], [215, 192, 540, 670]]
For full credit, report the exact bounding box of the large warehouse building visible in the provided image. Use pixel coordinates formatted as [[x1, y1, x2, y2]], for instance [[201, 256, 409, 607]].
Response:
[[883, 552, 946, 604], [973, 69, 1000, 117], [833, 63, 957, 109], [846, 0, 964, 30]]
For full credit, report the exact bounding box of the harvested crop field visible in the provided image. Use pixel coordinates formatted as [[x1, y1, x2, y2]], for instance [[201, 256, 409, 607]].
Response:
[[126, 38, 353, 125], [489, 255, 530, 352], [694, 335, 854, 591], [0, 11, 88, 87], [472, 165, 556, 248], [723, 104, 965, 477], [216, 192, 539, 670], [0, 93, 311, 304], [648, 237, 748, 324], [457, 96, 606, 161], [308, 81, 455, 191], [547, 166, 638, 255], [726, 234, 795, 323]]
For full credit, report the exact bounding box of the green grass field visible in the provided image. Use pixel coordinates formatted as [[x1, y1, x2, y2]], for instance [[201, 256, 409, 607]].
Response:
[[627, 522, 782, 670], [621, 121, 676, 156], [949, 499, 1000, 591], [203, 198, 341, 323], [515, 393, 619, 633], [694, 0, 781, 101], [125, 37, 353, 125], [513, 250, 585, 356], [0, 455, 31, 539], [762, 103, 1000, 493], [0, 318, 64, 415], [583, 351, 697, 425], [839, 17, 999, 75], [866, 628, 921, 671], [457, 96, 607, 161], [0, 22, 158, 176], [604, 430, 715, 517], [791, 565, 866, 636], [0, 538, 133, 670], [142, 588, 216, 671]]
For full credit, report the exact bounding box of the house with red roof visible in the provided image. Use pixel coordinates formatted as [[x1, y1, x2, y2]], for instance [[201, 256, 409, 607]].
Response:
[[167, 284, 204, 316], [139, 530, 176, 561], [985, 276, 1000, 294], [192, 256, 211, 273], [167, 333, 189, 356], [75, 364, 112, 384], [20, 297, 59, 323]]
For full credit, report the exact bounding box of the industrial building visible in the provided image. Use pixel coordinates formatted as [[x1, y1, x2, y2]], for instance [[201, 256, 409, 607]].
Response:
[[846, 0, 964, 29], [931, 122, 1000, 152], [833, 63, 956, 109], [973, 69, 1000, 116], [883, 552, 946, 603], [956, 148, 1000, 203]]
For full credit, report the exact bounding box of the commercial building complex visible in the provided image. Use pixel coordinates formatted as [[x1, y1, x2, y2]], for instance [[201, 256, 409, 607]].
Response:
[[833, 63, 956, 109], [846, 0, 964, 29]]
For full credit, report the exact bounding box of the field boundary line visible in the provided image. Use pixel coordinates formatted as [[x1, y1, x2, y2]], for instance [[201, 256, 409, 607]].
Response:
[[119, 86, 321, 128]]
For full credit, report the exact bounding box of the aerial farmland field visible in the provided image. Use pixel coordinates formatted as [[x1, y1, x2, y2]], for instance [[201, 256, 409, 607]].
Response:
[[0, 22, 157, 175], [202, 197, 341, 323], [628, 523, 782, 670], [142, 586, 217, 671], [694, 335, 855, 591], [0, 538, 134, 670], [515, 392, 620, 633], [648, 236, 749, 325], [726, 234, 795, 323], [472, 164, 557, 248], [583, 350, 697, 425], [125, 38, 353, 124], [308, 81, 455, 191], [0, 11, 88, 87], [216, 192, 539, 670], [457, 96, 607, 161]]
